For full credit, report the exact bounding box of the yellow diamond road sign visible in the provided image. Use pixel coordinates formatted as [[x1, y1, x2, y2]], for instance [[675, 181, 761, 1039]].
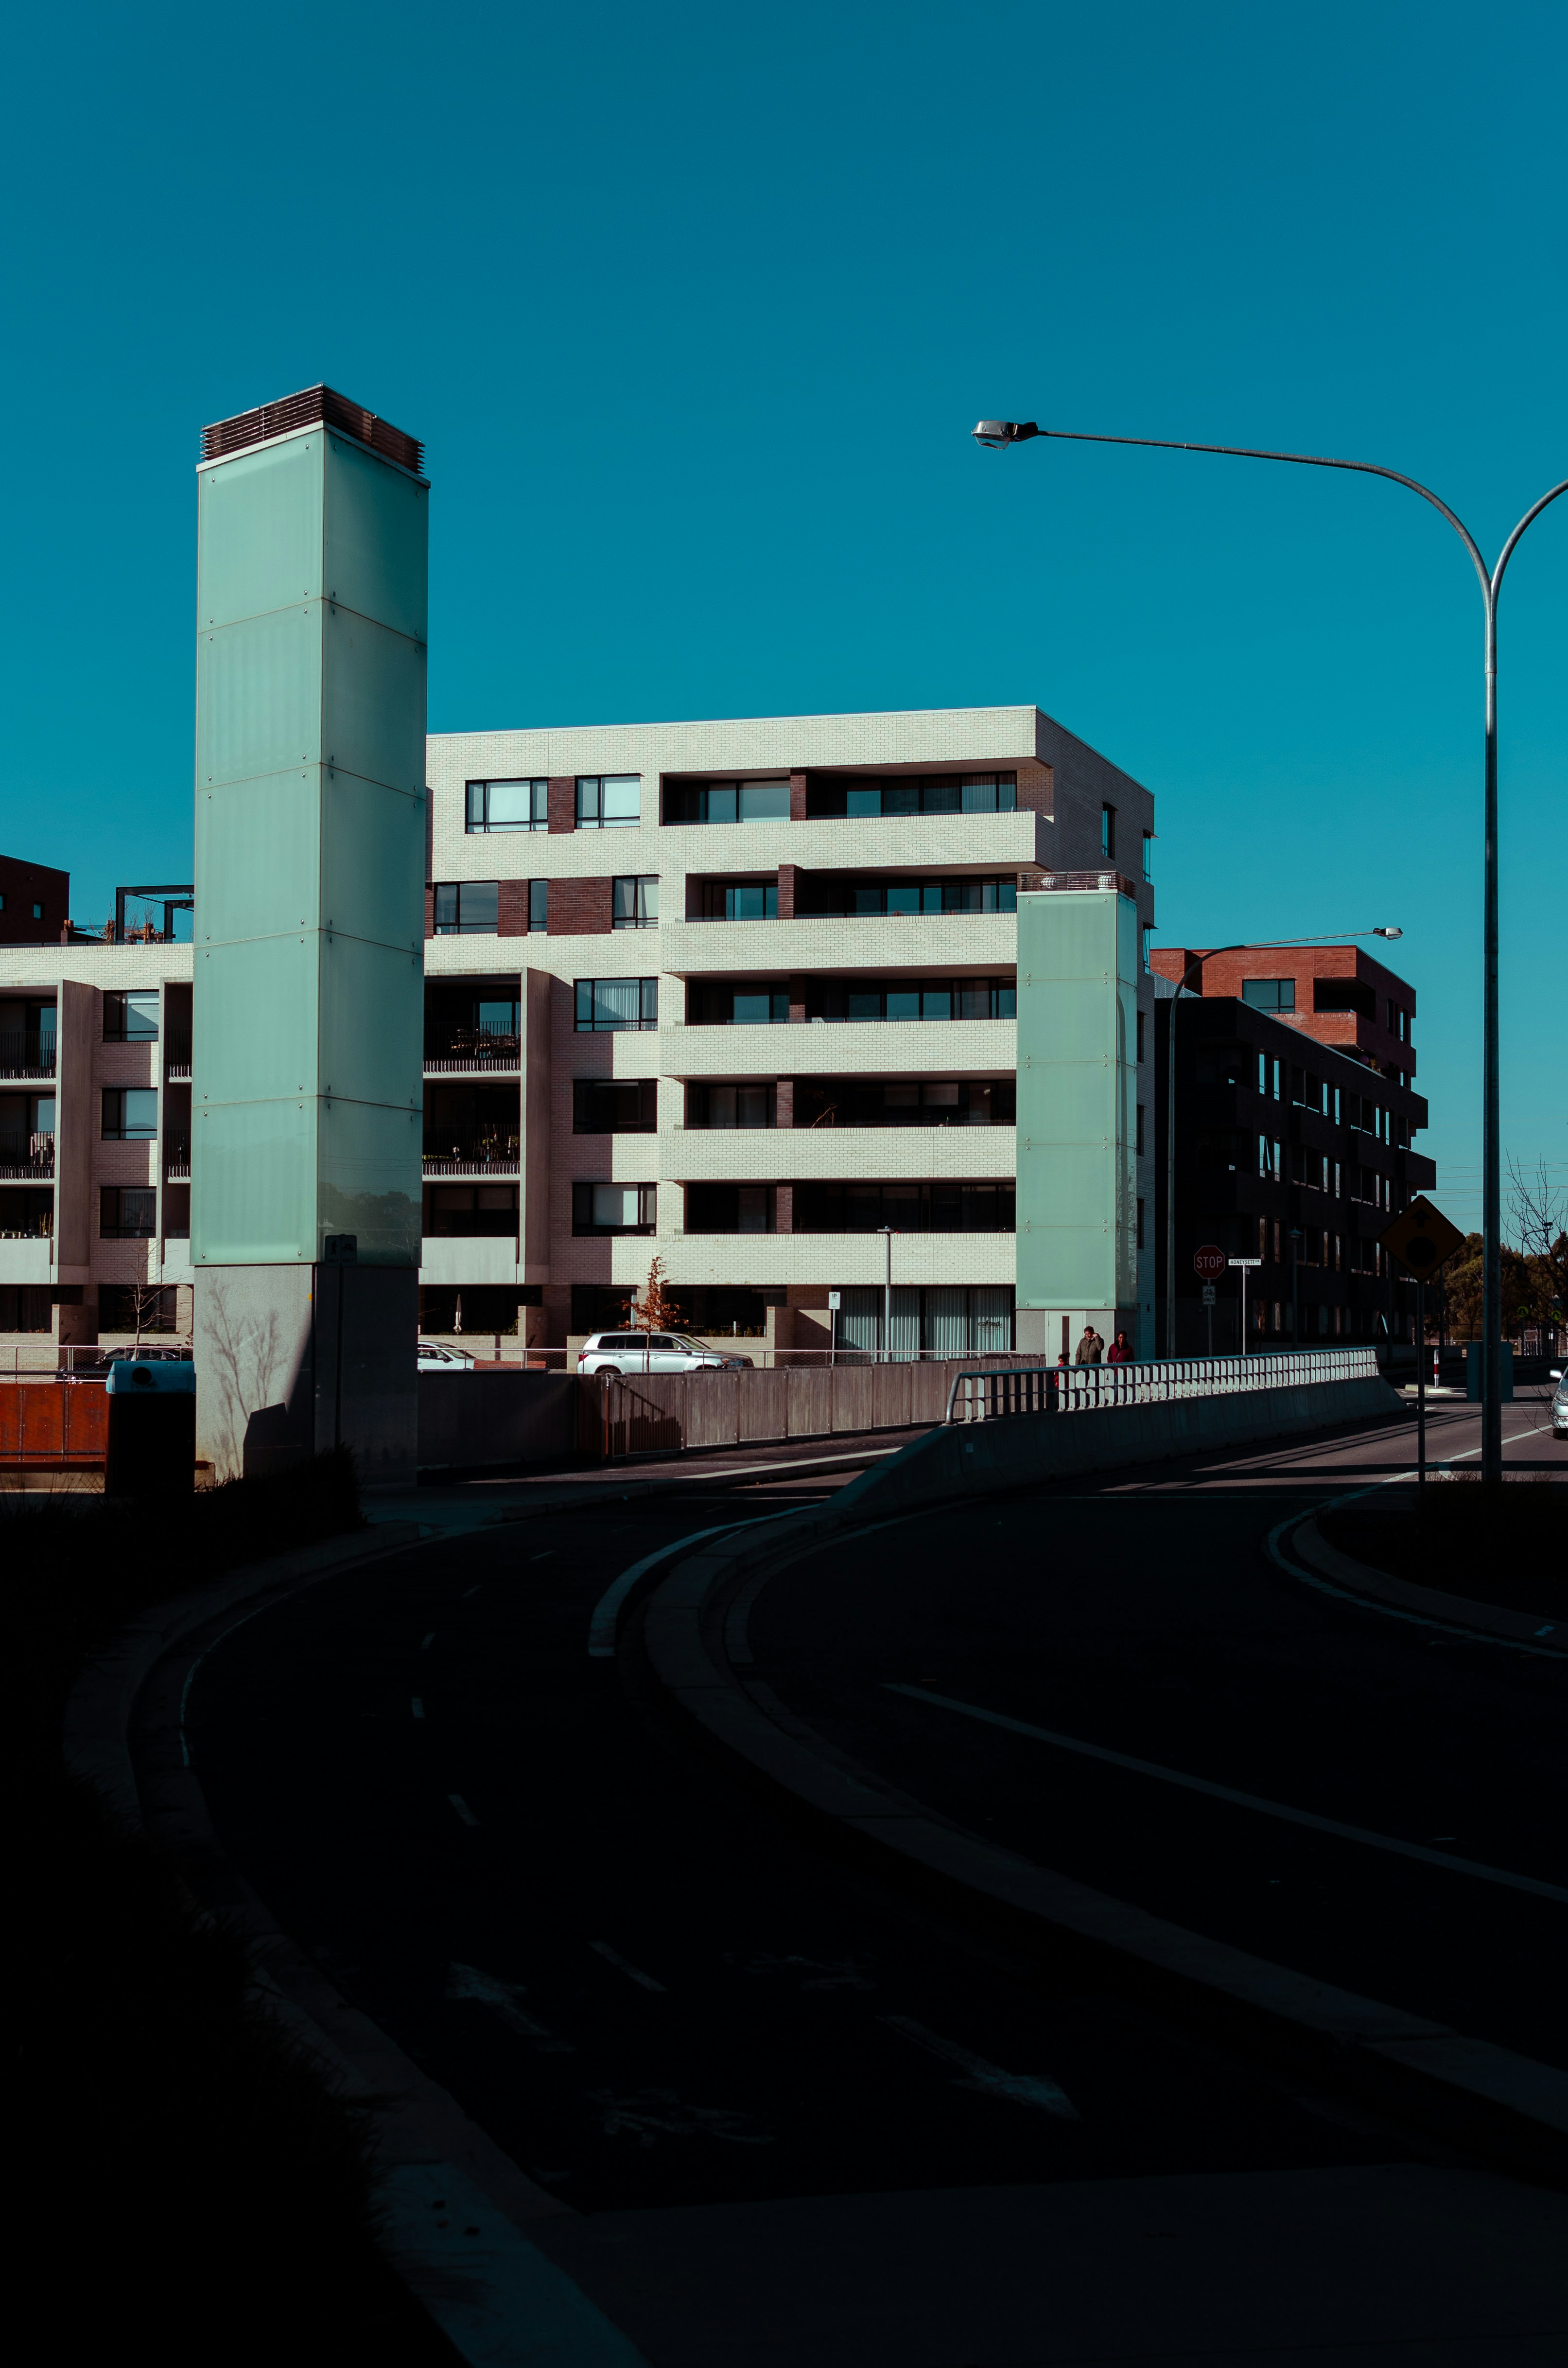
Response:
[[1378, 1195, 1466, 1281]]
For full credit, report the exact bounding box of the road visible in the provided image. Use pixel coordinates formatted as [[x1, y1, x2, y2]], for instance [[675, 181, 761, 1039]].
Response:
[[161, 1391, 1567, 2363]]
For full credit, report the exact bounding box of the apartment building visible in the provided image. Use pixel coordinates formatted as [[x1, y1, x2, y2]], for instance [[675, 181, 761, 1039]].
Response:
[[0, 919, 192, 1347], [422, 705, 1157, 1359], [1151, 945, 1436, 1352], [0, 706, 1158, 1361]]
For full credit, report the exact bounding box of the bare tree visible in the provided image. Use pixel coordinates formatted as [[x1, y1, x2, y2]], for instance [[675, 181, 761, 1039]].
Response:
[[1506, 1156, 1566, 1258]]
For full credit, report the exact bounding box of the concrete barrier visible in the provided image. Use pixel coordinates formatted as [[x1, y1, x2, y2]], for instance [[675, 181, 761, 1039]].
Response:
[[417, 1370, 578, 1470], [832, 1373, 1404, 1520]]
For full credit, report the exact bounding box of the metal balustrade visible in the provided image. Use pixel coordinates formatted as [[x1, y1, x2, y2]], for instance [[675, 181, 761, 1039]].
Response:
[[0, 1131, 55, 1179], [944, 1346, 1381, 1424]]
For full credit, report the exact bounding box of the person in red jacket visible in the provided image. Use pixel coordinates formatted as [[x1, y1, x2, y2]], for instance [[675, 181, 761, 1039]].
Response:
[[1106, 1330, 1133, 1364]]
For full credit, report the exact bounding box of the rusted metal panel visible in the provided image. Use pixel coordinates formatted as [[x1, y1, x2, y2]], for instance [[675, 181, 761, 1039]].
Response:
[[202, 385, 424, 476], [0, 1381, 107, 1466]]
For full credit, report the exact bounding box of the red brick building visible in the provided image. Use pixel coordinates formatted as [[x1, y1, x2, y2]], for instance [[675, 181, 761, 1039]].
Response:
[[0, 855, 70, 947], [1151, 944, 1416, 1089]]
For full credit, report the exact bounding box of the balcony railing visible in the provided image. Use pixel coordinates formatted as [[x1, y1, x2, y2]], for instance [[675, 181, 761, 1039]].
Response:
[[0, 1132, 54, 1180], [163, 1133, 192, 1180], [0, 1031, 55, 1080], [422, 1134, 521, 1176], [424, 1025, 522, 1073], [164, 1032, 192, 1080]]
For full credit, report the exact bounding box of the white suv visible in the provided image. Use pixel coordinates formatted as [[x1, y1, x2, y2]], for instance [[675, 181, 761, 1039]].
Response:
[[577, 1330, 752, 1374]]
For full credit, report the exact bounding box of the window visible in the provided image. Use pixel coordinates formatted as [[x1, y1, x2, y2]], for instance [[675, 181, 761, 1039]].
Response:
[[612, 876, 659, 929], [102, 1088, 159, 1140], [665, 780, 791, 824], [686, 1084, 776, 1129], [572, 1182, 656, 1235], [1258, 1137, 1281, 1181], [1136, 1010, 1145, 1063], [467, 779, 547, 833], [1242, 978, 1295, 1011], [1142, 833, 1154, 881], [840, 774, 1017, 820], [33, 901, 44, 920], [1101, 805, 1116, 859], [0, 1283, 52, 1332], [575, 978, 659, 1032], [701, 881, 777, 920], [807, 978, 1016, 1022], [573, 1079, 658, 1134], [1135, 1104, 1145, 1156], [793, 1078, 1013, 1128], [424, 994, 518, 1065], [433, 881, 499, 935], [792, 1181, 1015, 1233], [528, 880, 548, 932], [98, 1283, 178, 1333], [1141, 926, 1153, 975], [689, 984, 790, 1025], [685, 1184, 775, 1234], [807, 877, 1017, 918], [104, 991, 159, 1042], [427, 1185, 517, 1238], [0, 1190, 53, 1240], [575, 775, 641, 829], [100, 1186, 156, 1239]]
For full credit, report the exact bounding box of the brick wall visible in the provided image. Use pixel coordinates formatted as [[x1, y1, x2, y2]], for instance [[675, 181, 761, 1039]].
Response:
[[549, 877, 613, 935], [547, 776, 576, 834], [789, 772, 809, 822], [498, 880, 532, 937], [1016, 763, 1053, 819], [774, 1184, 794, 1233], [777, 864, 798, 919], [424, 883, 436, 940]]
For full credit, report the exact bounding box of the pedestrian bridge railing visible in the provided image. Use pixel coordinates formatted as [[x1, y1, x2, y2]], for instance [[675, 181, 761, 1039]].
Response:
[[943, 1347, 1381, 1425]]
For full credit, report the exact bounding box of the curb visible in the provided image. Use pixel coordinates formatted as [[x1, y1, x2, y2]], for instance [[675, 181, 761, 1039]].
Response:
[[1287, 1515, 1564, 1653], [62, 1516, 654, 2368], [635, 1511, 1568, 2186], [490, 1439, 902, 1519]]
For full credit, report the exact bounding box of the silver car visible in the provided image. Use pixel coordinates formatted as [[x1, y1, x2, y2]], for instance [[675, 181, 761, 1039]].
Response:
[[577, 1330, 752, 1375], [1551, 1367, 1567, 1441]]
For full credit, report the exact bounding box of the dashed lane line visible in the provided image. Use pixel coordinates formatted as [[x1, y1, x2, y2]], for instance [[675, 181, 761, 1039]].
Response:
[[882, 1684, 1568, 1904], [590, 1942, 667, 1993], [881, 2015, 1078, 2118], [448, 1793, 479, 1826]]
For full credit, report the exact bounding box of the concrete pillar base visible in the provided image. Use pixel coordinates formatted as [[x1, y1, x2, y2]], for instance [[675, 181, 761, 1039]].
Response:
[[194, 1265, 418, 1486]]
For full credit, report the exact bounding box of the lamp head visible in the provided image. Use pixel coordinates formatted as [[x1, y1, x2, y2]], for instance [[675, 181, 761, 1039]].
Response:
[[1373, 926, 1403, 939], [972, 420, 1041, 450]]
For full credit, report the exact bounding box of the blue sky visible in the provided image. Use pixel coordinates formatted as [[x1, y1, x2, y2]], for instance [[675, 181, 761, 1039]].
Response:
[[2, 0, 1562, 1230]]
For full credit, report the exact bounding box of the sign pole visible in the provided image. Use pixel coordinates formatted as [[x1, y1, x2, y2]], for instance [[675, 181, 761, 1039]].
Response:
[[1416, 1276, 1426, 1493], [1240, 1262, 1247, 1351]]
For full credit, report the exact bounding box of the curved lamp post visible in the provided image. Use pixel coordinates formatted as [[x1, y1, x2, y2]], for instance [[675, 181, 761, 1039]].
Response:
[[1159, 931, 1401, 1360], [974, 420, 1564, 1477]]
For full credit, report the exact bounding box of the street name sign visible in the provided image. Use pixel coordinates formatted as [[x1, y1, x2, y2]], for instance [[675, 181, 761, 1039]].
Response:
[[1193, 1245, 1227, 1280], [1378, 1195, 1466, 1282], [1228, 1258, 1262, 1268]]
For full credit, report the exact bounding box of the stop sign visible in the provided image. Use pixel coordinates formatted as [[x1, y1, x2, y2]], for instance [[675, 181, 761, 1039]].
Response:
[[1193, 1244, 1227, 1281]]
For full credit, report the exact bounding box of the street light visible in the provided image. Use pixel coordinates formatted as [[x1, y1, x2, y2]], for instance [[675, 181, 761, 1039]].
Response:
[[972, 418, 1565, 1478], [1158, 931, 1401, 1360]]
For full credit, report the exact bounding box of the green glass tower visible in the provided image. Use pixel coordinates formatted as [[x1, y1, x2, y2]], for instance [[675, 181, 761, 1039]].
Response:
[[191, 388, 427, 1480]]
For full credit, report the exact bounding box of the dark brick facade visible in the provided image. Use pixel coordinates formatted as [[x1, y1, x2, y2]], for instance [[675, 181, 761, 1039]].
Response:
[[423, 883, 436, 941], [789, 772, 809, 822], [547, 776, 576, 834], [776, 864, 798, 919], [0, 853, 70, 946], [497, 880, 532, 937], [548, 876, 613, 935]]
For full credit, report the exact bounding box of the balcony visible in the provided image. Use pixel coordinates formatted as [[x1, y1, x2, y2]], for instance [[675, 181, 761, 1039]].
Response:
[[164, 1032, 192, 1081], [0, 1031, 55, 1081], [424, 1024, 522, 1075], [0, 1132, 54, 1181], [163, 1133, 192, 1181], [423, 1132, 520, 1178]]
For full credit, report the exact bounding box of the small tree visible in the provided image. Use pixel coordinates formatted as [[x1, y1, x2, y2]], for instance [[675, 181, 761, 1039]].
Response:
[[627, 1256, 684, 1333]]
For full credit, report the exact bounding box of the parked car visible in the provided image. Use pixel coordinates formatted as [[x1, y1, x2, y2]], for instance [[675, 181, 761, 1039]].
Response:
[[1551, 1368, 1567, 1441], [418, 1340, 476, 1371], [577, 1330, 753, 1375]]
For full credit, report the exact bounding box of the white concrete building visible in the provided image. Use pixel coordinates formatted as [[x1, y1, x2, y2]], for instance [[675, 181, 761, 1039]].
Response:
[[422, 704, 1157, 1359], [1, 704, 1159, 1365]]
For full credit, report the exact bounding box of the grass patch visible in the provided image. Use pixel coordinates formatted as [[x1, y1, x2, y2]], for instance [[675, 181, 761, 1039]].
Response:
[[1320, 1473, 1567, 1623], [13, 1452, 456, 2362]]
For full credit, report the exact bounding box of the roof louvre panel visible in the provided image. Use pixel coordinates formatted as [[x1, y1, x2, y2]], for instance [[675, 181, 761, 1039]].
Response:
[[201, 385, 423, 475]]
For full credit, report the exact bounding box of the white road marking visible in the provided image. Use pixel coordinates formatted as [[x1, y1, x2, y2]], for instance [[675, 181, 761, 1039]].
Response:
[[411, 1697, 425, 1719], [881, 2015, 1078, 2119], [588, 2088, 773, 2146], [590, 1941, 667, 1993], [587, 1510, 810, 1657], [448, 1792, 479, 1825], [884, 1684, 1568, 1904], [446, 1962, 574, 2052]]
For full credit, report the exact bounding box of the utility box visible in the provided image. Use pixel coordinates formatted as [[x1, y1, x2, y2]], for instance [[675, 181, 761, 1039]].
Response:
[[105, 1357, 197, 1498], [1465, 1343, 1514, 1402]]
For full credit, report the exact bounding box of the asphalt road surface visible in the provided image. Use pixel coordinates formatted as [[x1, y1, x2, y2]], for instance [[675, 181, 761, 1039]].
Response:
[[167, 1395, 1567, 2359]]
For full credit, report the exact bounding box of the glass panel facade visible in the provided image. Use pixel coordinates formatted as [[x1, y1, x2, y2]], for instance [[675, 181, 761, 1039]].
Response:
[[574, 978, 659, 1031], [434, 881, 499, 934], [576, 776, 642, 828], [612, 876, 659, 927], [467, 779, 547, 832], [834, 1285, 1013, 1358]]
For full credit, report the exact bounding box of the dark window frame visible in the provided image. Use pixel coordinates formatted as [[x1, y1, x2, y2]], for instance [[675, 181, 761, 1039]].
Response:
[[683, 1183, 777, 1235], [528, 880, 548, 932], [612, 876, 660, 929], [433, 881, 500, 936], [574, 977, 660, 1033], [572, 1181, 657, 1236], [99, 1185, 157, 1240], [466, 779, 549, 834], [573, 1078, 659, 1135], [575, 775, 642, 830], [103, 990, 159, 1043], [685, 1082, 777, 1130], [101, 1087, 159, 1141]]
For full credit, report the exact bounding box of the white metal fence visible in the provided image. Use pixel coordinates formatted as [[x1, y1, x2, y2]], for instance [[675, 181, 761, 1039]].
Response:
[[944, 1347, 1381, 1424]]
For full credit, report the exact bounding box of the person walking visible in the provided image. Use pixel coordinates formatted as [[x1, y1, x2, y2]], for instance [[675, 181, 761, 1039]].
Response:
[[1107, 1330, 1133, 1365], [1074, 1324, 1103, 1367]]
